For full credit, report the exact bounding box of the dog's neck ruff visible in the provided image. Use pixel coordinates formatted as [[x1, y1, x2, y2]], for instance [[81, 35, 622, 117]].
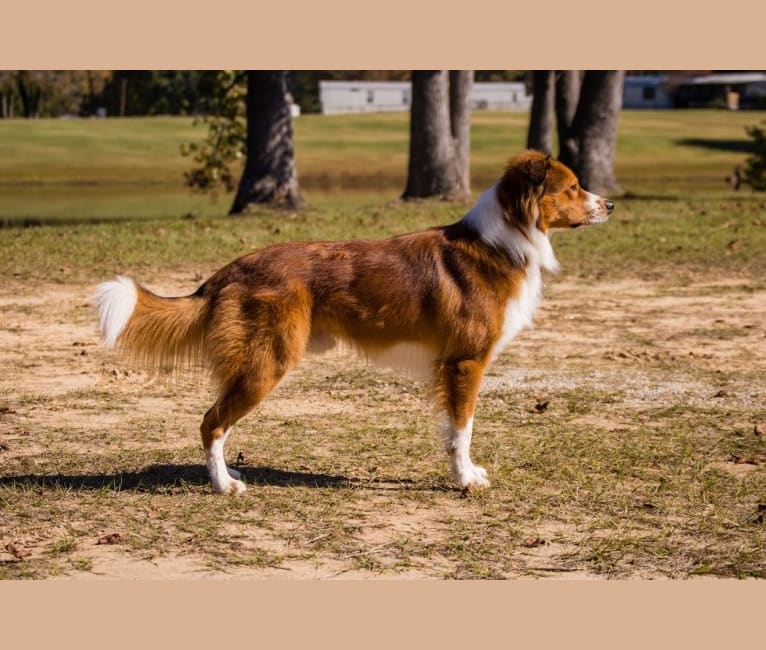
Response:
[[461, 184, 559, 273]]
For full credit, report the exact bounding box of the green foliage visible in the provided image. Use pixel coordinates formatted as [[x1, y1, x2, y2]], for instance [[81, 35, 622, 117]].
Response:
[[743, 121, 766, 190], [0, 70, 228, 118], [180, 71, 247, 195], [0, 71, 112, 118], [99, 71, 224, 117]]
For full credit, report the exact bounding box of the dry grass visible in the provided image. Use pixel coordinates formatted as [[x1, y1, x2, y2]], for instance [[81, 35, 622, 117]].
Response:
[[1, 260, 764, 579], [1, 109, 765, 578]]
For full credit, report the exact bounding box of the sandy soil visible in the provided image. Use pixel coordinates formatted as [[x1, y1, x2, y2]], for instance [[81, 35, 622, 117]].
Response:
[[1, 273, 764, 579]]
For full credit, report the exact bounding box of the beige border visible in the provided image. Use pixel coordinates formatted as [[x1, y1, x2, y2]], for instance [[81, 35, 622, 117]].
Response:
[[2, 0, 765, 647], [3, 581, 766, 645], [2, 1, 764, 68]]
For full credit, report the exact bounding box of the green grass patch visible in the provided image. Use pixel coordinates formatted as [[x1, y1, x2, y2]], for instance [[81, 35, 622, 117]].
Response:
[[1, 110, 765, 223]]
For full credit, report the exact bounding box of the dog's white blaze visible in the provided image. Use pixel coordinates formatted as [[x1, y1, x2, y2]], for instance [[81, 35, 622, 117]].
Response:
[[584, 190, 609, 224], [91, 276, 138, 348], [206, 427, 245, 495], [585, 190, 601, 212]]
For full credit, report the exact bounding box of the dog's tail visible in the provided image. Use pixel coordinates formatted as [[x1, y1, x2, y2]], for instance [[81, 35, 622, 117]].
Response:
[[91, 276, 209, 373]]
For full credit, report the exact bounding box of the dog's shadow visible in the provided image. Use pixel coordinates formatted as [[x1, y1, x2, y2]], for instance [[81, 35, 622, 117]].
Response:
[[0, 464, 444, 493]]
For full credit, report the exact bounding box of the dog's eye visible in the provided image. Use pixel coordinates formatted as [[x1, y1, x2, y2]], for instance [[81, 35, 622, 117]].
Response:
[[569, 184, 578, 192]]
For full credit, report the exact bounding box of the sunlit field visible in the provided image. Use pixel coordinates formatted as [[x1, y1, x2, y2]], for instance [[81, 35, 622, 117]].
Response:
[[0, 109, 764, 579]]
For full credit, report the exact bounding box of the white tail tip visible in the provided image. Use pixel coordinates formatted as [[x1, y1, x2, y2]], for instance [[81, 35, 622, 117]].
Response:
[[91, 276, 138, 348]]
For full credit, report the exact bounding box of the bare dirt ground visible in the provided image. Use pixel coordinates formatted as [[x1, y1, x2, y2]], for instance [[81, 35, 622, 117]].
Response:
[[1, 273, 764, 579]]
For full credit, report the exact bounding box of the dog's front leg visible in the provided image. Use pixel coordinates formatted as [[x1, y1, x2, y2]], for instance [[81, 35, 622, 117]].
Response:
[[436, 358, 491, 490]]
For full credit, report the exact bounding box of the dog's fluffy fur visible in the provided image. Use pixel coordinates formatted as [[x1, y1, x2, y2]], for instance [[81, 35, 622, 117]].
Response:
[[93, 151, 613, 494]]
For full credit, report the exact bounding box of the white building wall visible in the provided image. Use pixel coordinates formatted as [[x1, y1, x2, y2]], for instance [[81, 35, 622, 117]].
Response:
[[319, 80, 530, 114]]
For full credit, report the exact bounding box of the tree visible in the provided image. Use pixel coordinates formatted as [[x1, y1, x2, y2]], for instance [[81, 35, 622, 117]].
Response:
[[743, 121, 766, 190], [230, 71, 300, 213], [558, 70, 625, 194], [525, 70, 623, 194], [403, 70, 473, 200], [0, 72, 15, 118], [183, 70, 300, 213], [554, 70, 582, 163], [15, 71, 43, 118], [526, 71, 555, 154]]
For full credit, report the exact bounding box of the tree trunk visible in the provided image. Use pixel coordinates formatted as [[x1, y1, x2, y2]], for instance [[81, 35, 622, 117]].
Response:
[[403, 70, 472, 200], [16, 74, 31, 118], [230, 71, 300, 214], [558, 70, 624, 194], [555, 70, 582, 166], [526, 71, 554, 154], [449, 70, 473, 196]]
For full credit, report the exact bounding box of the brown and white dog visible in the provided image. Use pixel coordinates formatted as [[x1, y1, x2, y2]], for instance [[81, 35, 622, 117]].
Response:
[[93, 150, 613, 495]]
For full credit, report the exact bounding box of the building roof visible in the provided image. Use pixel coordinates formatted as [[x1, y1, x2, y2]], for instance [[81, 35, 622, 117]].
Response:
[[686, 73, 766, 85]]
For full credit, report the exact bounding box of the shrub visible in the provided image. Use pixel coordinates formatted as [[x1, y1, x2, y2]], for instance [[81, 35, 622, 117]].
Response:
[[744, 121, 766, 191]]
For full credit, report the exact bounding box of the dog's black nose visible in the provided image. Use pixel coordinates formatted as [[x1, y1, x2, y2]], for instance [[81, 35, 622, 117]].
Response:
[[605, 200, 615, 215]]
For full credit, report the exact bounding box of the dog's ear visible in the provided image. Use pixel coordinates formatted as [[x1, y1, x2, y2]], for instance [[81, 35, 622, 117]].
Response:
[[523, 154, 551, 187], [497, 152, 552, 230]]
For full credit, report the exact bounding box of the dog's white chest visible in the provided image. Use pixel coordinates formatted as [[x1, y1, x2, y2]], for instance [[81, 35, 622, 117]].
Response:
[[490, 266, 543, 360]]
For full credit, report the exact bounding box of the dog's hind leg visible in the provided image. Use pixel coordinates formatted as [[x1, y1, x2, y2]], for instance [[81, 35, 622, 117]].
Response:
[[201, 363, 298, 494], [200, 301, 311, 494], [434, 357, 491, 491], [200, 381, 267, 495], [199, 285, 312, 494]]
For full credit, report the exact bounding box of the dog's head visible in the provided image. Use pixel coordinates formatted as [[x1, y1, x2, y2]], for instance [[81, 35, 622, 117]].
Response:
[[496, 150, 614, 232]]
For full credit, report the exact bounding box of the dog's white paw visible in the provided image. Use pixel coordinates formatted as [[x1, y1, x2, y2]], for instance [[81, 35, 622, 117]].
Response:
[[453, 463, 491, 490], [226, 466, 242, 480], [228, 479, 246, 495], [212, 478, 247, 495]]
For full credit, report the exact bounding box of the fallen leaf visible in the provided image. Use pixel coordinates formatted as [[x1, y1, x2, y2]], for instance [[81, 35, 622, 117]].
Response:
[[236, 451, 246, 464], [534, 401, 549, 413], [713, 389, 728, 398], [521, 536, 546, 548], [96, 533, 122, 545], [0, 442, 9, 452], [5, 542, 31, 559], [733, 455, 765, 465]]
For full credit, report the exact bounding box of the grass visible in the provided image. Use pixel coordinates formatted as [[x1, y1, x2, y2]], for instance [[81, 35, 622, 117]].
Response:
[[1, 195, 765, 285], [0, 110, 764, 222], [0, 109, 765, 579]]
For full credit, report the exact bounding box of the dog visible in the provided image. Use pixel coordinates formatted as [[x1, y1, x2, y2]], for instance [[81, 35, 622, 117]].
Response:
[[93, 150, 613, 495]]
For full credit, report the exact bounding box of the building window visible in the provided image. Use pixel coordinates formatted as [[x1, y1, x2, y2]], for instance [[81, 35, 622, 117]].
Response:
[[367, 90, 374, 103], [642, 86, 656, 101]]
